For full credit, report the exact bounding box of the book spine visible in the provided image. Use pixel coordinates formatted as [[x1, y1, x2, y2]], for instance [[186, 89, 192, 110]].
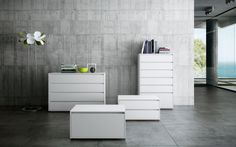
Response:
[[143, 40, 148, 54], [154, 41, 158, 53], [146, 41, 149, 54], [148, 41, 152, 53], [151, 39, 154, 53], [141, 40, 145, 54]]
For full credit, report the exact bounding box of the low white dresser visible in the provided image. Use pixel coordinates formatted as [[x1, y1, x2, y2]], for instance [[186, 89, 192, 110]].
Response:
[[138, 54, 174, 109], [70, 105, 126, 139], [118, 95, 160, 120], [48, 73, 105, 111]]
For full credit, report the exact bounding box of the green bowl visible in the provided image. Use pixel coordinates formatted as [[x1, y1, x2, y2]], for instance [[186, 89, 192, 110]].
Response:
[[79, 67, 88, 73]]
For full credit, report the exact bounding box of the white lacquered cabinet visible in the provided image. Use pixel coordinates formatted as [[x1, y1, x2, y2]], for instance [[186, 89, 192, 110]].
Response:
[[48, 73, 106, 111], [138, 54, 174, 109], [70, 105, 126, 139], [118, 95, 160, 120]]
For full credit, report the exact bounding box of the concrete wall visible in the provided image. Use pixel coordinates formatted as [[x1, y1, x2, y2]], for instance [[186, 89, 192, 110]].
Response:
[[0, 0, 194, 106]]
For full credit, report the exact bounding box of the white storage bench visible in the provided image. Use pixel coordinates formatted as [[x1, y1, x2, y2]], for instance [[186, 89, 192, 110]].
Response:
[[70, 105, 126, 139], [118, 95, 160, 120]]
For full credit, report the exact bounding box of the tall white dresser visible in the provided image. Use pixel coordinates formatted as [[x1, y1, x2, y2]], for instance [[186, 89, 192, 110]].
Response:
[[138, 54, 174, 109], [48, 73, 106, 111]]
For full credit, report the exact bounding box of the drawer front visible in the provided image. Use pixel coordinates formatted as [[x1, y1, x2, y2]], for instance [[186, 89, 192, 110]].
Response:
[[125, 110, 160, 120], [49, 93, 104, 102], [139, 54, 173, 62], [140, 70, 173, 78], [70, 113, 125, 139], [49, 101, 104, 111], [140, 85, 173, 93], [118, 100, 159, 110], [140, 63, 173, 70], [50, 84, 104, 92], [49, 74, 104, 84], [140, 78, 173, 85], [140, 93, 173, 109]]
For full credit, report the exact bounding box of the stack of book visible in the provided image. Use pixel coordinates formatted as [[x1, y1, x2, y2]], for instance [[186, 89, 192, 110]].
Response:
[[158, 47, 170, 54], [141, 39, 158, 54], [61, 64, 77, 73], [141, 40, 171, 54]]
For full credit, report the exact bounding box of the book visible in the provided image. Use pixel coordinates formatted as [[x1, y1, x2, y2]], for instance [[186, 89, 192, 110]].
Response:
[[61, 69, 77, 73], [151, 39, 155, 53], [148, 41, 152, 53], [141, 41, 145, 54], [154, 41, 159, 53], [159, 51, 170, 54], [142, 40, 161, 54], [61, 64, 77, 73], [143, 40, 149, 54], [158, 47, 170, 54]]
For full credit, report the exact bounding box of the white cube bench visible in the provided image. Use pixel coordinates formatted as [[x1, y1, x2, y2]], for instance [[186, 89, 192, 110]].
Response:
[[70, 105, 126, 139], [118, 95, 160, 120]]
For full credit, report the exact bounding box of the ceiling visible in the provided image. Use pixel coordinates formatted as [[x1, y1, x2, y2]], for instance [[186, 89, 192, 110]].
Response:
[[194, 0, 236, 28]]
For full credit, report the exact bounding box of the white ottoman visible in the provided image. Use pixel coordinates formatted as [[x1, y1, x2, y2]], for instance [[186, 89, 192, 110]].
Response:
[[118, 95, 160, 120], [70, 105, 126, 139]]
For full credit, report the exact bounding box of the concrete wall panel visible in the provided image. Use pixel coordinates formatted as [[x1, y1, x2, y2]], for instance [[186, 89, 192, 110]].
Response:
[[0, 0, 194, 106]]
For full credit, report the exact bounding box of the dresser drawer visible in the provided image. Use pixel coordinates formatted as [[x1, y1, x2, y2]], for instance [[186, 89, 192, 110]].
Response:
[[140, 85, 173, 93], [125, 110, 160, 120], [140, 63, 173, 70], [50, 84, 104, 92], [140, 70, 173, 78], [49, 101, 104, 111], [49, 93, 104, 102], [118, 100, 159, 110], [49, 74, 104, 84], [139, 54, 172, 62], [140, 78, 173, 85], [140, 93, 173, 109]]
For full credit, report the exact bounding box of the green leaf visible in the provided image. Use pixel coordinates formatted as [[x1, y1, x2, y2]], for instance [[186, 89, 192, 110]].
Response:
[[36, 41, 41, 46], [18, 38, 25, 42], [18, 31, 26, 38], [23, 40, 28, 45]]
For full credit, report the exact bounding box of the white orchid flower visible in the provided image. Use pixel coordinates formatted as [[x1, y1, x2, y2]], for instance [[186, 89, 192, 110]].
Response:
[[26, 33, 35, 45], [19, 31, 46, 46], [34, 31, 46, 45]]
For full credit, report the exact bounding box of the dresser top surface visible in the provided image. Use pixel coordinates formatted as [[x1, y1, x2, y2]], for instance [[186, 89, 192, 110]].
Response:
[[70, 105, 125, 113], [118, 95, 159, 101], [49, 72, 105, 75], [139, 53, 173, 55]]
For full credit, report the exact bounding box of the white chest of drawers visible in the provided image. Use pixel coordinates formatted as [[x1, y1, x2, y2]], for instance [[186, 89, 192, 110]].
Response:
[[138, 54, 174, 109], [118, 95, 160, 120], [48, 73, 106, 111]]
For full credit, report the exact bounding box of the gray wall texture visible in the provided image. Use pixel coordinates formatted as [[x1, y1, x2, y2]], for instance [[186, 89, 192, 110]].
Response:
[[0, 0, 194, 106]]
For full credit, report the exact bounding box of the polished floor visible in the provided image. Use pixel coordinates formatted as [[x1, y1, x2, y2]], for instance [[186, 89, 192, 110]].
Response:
[[1, 86, 236, 147], [195, 78, 236, 92]]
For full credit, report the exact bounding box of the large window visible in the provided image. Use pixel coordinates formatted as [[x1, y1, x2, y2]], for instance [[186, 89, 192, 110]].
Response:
[[218, 24, 236, 78], [217, 23, 236, 91]]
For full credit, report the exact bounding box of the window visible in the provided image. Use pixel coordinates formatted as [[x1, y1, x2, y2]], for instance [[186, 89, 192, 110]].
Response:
[[194, 28, 206, 79], [218, 24, 236, 78]]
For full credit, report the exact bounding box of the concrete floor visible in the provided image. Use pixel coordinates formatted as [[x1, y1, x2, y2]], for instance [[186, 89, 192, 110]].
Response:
[[219, 85, 236, 92], [1, 86, 236, 147]]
